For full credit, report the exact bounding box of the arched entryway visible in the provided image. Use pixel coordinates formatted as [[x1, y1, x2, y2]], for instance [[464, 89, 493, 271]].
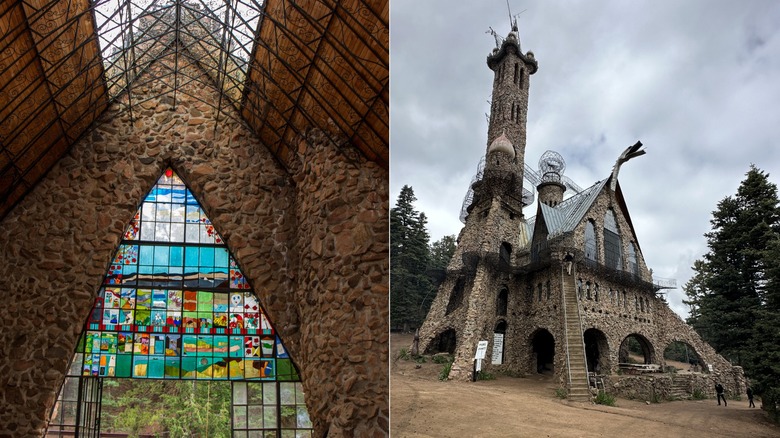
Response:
[[583, 328, 610, 374], [618, 333, 655, 364], [426, 329, 457, 354], [664, 341, 707, 373], [530, 329, 555, 374]]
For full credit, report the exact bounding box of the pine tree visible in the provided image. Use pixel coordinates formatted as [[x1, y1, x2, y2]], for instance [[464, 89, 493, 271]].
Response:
[[429, 235, 457, 271], [691, 166, 780, 365], [682, 259, 710, 327], [748, 236, 780, 410], [390, 186, 432, 331], [419, 235, 458, 320]]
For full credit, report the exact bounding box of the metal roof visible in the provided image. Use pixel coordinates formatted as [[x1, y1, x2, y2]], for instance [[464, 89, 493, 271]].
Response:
[[525, 178, 608, 243]]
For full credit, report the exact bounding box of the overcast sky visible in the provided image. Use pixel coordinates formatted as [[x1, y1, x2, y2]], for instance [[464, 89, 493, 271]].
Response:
[[390, 0, 780, 319]]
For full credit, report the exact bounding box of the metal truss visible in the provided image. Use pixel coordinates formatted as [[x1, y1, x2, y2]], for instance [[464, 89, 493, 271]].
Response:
[[0, 0, 388, 221]]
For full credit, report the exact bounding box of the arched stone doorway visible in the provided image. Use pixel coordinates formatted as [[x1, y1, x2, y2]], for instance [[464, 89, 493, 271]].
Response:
[[618, 333, 655, 364], [426, 329, 457, 354], [664, 341, 707, 373], [583, 328, 610, 374], [530, 329, 555, 374]]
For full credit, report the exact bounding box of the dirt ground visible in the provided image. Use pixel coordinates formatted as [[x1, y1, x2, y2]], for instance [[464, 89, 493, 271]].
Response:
[[390, 333, 780, 437]]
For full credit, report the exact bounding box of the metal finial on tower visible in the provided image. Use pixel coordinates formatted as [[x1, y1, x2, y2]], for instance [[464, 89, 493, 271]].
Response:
[[486, 26, 503, 48], [506, 0, 513, 30]]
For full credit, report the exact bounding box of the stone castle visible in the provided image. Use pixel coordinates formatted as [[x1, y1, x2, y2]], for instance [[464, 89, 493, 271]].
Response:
[[417, 24, 744, 401]]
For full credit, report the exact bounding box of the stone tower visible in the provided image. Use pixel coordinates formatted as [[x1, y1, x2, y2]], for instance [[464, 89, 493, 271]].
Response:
[[418, 22, 745, 401], [417, 25, 538, 380]]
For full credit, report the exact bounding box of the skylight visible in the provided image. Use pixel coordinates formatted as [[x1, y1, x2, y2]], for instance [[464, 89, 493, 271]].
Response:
[[92, 0, 264, 105]]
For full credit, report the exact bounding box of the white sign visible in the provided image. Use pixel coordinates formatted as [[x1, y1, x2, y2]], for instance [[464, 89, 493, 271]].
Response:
[[708, 364, 713, 372], [492, 333, 504, 365], [475, 340, 489, 360]]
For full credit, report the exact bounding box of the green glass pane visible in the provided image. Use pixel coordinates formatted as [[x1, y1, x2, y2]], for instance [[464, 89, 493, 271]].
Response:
[[149, 356, 165, 378], [181, 356, 198, 379], [164, 357, 180, 378], [116, 355, 133, 377]]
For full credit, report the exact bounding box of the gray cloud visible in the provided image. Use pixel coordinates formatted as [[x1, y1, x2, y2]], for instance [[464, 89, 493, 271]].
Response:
[[391, 0, 780, 318]]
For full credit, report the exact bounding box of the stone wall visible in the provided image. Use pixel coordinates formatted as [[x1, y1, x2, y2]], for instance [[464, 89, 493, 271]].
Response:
[[290, 128, 389, 436], [604, 373, 742, 402], [0, 51, 388, 437]]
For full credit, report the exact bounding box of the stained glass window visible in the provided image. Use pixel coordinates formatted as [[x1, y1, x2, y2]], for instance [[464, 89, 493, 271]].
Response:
[[67, 168, 311, 435]]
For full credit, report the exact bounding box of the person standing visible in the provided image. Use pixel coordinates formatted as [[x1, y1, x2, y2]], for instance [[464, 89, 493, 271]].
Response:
[[715, 382, 727, 406], [747, 386, 755, 408]]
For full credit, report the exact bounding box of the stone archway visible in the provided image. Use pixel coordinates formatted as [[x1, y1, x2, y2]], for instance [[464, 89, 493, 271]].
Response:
[[426, 329, 458, 354], [583, 328, 610, 374], [664, 340, 707, 373], [530, 328, 555, 374], [618, 333, 655, 365]]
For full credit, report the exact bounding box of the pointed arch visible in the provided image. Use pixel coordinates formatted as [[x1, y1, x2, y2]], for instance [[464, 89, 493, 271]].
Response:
[[79, 168, 302, 380], [603, 209, 622, 270], [584, 220, 597, 262]]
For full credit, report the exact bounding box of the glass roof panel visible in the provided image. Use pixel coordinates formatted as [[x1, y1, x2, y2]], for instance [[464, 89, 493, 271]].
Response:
[[92, 0, 264, 105]]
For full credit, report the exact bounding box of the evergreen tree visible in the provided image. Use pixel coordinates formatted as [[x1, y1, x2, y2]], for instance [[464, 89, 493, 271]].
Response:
[[429, 235, 457, 271], [682, 259, 710, 327], [418, 235, 458, 320], [691, 166, 779, 365], [748, 235, 780, 417], [390, 186, 432, 330]]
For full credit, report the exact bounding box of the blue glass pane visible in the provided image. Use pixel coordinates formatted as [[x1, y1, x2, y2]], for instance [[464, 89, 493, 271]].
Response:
[[139, 246, 154, 265], [170, 246, 183, 266], [185, 247, 199, 267], [200, 247, 215, 269], [154, 246, 169, 265]]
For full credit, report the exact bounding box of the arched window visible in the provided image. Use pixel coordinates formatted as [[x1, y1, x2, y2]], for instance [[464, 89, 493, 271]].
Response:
[[537, 283, 543, 301], [584, 220, 597, 261], [594, 284, 599, 302], [628, 242, 639, 275], [500, 242, 512, 265], [446, 278, 466, 315], [604, 210, 622, 270], [496, 289, 508, 316], [585, 281, 591, 300], [545, 280, 551, 301]]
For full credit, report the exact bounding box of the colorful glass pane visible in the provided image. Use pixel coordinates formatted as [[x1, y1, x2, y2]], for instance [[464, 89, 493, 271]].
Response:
[[78, 169, 300, 381]]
